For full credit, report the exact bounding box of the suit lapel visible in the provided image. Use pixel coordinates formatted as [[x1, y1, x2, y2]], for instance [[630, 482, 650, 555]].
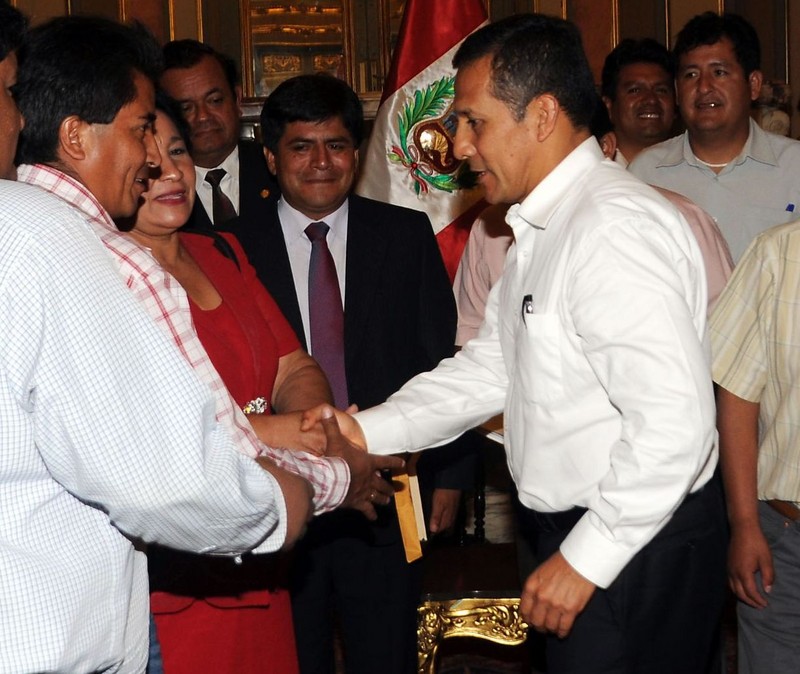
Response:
[[261, 201, 307, 350], [187, 195, 213, 231], [344, 196, 389, 368], [238, 141, 276, 221]]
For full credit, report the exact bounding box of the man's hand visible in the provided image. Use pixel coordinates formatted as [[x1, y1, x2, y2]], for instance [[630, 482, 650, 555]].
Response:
[[429, 488, 461, 534], [302, 404, 366, 449], [247, 411, 326, 455], [254, 456, 313, 550], [318, 406, 403, 520], [520, 551, 596, 638], [728, 522, 774, 608]]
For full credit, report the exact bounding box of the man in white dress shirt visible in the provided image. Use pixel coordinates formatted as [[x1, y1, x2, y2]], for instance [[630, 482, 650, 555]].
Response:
[[316, 14, 728, 673]]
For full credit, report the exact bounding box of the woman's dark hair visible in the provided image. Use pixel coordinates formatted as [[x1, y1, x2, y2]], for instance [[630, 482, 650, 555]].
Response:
[[155, 89, 192, 155]]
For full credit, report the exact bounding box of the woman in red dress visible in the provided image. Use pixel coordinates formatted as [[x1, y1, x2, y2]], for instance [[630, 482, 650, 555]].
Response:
[[125, 95, 332, 673]]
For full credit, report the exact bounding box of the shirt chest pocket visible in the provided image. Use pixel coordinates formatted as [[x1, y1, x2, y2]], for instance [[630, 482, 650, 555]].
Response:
[[514, 313, 564, 405]]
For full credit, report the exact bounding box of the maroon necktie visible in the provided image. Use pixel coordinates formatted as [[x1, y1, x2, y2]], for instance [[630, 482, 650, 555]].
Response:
[[305, 222, 348, 408], [204, 169, 237, 225]]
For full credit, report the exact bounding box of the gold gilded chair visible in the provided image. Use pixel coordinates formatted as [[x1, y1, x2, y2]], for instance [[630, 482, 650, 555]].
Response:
[[417, 434, 528, 674]]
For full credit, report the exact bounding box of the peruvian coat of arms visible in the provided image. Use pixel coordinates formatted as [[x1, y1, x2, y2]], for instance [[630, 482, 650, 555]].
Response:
[[388, 76, 473, 195]]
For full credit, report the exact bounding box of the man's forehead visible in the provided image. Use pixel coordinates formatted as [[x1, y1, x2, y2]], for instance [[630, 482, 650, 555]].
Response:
[[282, 118, 353, 142], [162, 57, 230, 97], [454, 57, 493, 100], [679, 38, 738, 67], [618, 62, 672, 83]]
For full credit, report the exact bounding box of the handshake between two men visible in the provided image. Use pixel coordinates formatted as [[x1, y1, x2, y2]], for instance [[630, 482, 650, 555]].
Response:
[[254, 405, 403, 550]]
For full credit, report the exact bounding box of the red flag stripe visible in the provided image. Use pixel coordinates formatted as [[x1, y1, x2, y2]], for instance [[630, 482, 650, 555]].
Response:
[[381, 0, 488, 103], [435, 197, 488, 284]]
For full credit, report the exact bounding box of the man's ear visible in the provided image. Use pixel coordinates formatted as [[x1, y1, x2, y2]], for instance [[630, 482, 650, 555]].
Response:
[[601, 95, 614, 117], [748, 69, 763, 102], [529, 94, 559, 143], [599, 130, 618, 160], [58, 116, 88, 162], [235, 84, 243, 116], [263, 146, 277, 176]]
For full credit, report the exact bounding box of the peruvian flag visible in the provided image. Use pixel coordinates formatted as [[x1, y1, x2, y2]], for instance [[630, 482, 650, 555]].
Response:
[[356, 0, 488, 282]]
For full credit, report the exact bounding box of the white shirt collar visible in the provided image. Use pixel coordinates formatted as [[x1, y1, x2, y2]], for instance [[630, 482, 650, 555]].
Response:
[[194, 146, 240, 222], [277, 197, 350, 246]]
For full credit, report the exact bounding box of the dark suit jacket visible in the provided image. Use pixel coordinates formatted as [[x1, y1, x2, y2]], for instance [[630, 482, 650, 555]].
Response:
[[222, 193, 473, 542], [186, 139, 278, 231], [228, 194, 454, 407]]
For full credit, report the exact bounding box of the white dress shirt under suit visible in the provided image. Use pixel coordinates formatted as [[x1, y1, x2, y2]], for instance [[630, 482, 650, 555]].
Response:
[[194, 145, 241, 222], [357, 138, 718, 589], [277, 197, 349, 351]]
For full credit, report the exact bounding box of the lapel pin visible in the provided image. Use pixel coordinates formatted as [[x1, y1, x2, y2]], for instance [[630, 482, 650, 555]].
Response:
[[260, 188, 271, 199]]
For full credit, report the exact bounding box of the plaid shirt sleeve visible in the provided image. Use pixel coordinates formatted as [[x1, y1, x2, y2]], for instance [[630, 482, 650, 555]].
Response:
[[259, 447, 350, 515]]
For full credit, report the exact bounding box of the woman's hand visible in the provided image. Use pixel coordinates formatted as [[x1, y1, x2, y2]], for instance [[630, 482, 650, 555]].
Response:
[[247, 411, 327, 455]]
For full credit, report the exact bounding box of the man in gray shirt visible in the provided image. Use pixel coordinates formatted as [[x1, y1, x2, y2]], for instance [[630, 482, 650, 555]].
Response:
[[630, 12, 800, 262]]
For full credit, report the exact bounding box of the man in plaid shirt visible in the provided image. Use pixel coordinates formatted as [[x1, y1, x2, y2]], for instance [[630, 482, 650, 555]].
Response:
[[1, 12, 398, 673]]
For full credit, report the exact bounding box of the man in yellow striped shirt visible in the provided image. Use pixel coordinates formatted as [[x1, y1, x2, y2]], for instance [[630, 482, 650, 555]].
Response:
[[711, 221, 800, 673]]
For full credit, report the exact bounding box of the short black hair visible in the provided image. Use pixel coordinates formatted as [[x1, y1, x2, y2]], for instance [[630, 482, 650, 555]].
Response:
[[674, 12, 760, 76], [155, 89, 192, 154], [260, 74, 363, 152], [601, 39, 674, 101], [453, 13, 597, 129], [590, 96, 614, 141], [162, 39, 238, 95], [15, 16, 163, 165], [0, 1, 27, 62]]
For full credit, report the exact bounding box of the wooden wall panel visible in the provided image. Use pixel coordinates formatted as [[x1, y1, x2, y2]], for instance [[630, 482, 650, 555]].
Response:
[[536, 0, 564, 17], [168, 0, 201, 41], [667, 0, 720, 46], [567, 0, 615, 84], [202, 0, 242, 80], [68, 0, 119, 20], [15, 0, 68, 25], [617, 0, 667, 44], [123, 0, 169, 44]]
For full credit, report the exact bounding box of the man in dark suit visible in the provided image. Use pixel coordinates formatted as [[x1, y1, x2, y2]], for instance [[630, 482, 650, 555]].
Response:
[[160, 40, 277, 231], [222, 74, 471, 674]]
